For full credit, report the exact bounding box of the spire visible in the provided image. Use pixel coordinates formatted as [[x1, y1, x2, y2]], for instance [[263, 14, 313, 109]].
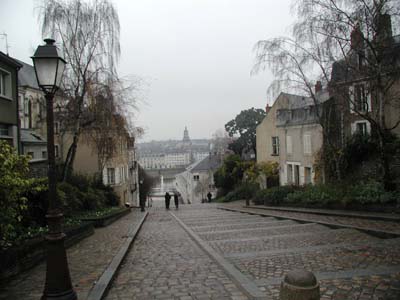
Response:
[[183, 126, 190, 142]]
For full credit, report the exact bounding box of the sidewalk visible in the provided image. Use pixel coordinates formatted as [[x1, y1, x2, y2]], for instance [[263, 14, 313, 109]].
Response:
[[0, 209, 144, 300], [219, 201, 400, 236]]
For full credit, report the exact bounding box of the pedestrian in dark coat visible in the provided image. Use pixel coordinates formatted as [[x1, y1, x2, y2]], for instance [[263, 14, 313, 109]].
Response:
[[174, 193, 179, 209], [207, 192, 212, 203], [165, 192, 171, 210]]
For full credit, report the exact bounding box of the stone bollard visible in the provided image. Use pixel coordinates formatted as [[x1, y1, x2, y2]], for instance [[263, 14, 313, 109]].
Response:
[[280, 270, 320, 300]]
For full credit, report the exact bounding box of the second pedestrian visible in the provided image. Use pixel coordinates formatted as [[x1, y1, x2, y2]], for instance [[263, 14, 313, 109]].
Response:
[[165, 192, 171, 210], [174, 193, 179, 209]]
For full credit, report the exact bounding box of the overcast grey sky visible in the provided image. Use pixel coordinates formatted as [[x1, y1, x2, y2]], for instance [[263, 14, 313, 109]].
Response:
[[0, 0, 293, 141]]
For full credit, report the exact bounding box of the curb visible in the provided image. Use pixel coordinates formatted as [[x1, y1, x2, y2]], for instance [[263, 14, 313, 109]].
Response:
[[218, 207, 400, 239], [170, 211, 266, 300], [247, 205, 400, 222], [86, 211, 149, 300]]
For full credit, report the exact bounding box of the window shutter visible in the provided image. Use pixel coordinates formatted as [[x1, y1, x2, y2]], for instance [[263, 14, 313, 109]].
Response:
[[351, 123, 356, 135], [303, 134, 311, 154], [300, 166, 305, 185], [366, 122, 371, 134], [349, 85, 355, 113], [367, 85, 372, 112], [286, 136, 292, 154], [103, 168, 107, 185]]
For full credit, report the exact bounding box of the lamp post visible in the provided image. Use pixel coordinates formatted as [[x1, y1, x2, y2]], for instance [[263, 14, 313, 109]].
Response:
[[139, 179, 145, 211], [32, 39, 77, 300]]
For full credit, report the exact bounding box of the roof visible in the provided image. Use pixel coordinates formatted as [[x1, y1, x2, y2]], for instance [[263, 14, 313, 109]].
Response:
[[282, 91, 330, 108], [191, 154, 222, 172], [16, 59, 40, 90], [20, 129, 47, 144], [0, 51, 22, 69]]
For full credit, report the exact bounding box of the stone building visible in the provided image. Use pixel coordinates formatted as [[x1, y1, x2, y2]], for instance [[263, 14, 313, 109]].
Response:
[[0, 51, 22, 150], [256, 90, 329, 186]]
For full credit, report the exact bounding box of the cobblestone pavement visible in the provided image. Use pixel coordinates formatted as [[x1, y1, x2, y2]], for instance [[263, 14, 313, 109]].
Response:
[[0, 210, 144, 300], [104, 206, 249, 300], [222, 201, 400, 234], [173, 203, 400, 300]]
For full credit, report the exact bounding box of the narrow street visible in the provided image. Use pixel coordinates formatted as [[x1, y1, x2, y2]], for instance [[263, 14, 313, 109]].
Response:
[[105, 201, 400, 300], [1, 201, 400, 299]]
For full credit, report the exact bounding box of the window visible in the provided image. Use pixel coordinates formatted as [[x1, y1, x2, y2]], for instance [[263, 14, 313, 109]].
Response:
[[54, 122, 60, 135], [304, 167, 312, 184], [351, 121, 370, 136], [0, 124, 9, 136], [193, 175, 200, 181], [271, 136, 279, 155], [356, 122, 368, 135], [349, 84, 371, 113], [0, 68, 11, 98], [286, 135, 292, 154], [42, 151, 47, 159], [28, 152, 34, 159], [303, 134, 311, 155], [107, 168, 115, 185], [287, 164, 293, 184], [55, 145, 59, 158]]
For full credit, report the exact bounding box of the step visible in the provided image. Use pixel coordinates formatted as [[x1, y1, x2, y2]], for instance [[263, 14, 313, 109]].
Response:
[[199, 223, 329, 241], [192, 219, 280, 233], [229, 238, 400, 281], [211, 228, 379, 255]]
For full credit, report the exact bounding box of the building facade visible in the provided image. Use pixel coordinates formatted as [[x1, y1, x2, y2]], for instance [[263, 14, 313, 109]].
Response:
[[0, 52, 22, 151], [256, 91, 329, 186]]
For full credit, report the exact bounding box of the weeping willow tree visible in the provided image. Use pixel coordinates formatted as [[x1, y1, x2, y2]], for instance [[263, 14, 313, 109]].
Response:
[[253, 0, 400, 188], [38, 0, 121, 181]]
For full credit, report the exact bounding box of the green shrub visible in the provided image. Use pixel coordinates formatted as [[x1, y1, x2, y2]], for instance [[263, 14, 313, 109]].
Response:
[[82, 188, 107, 210], [223, 183, 259, 202], [253, 185, 301, 206], [344, 181, 398, 207], [285, 185, 341, 208], [58, 182, 85, 213]]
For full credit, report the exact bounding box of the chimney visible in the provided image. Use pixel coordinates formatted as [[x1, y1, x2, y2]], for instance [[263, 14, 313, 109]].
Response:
[[315, 81, 322, 94], [350, 24, 364, 50], [265, 104, 271, 114], [374, 13, 393, 46]]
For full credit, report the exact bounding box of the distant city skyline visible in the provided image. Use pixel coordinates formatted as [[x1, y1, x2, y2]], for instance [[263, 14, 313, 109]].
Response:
[[1, 0, 294, 141]]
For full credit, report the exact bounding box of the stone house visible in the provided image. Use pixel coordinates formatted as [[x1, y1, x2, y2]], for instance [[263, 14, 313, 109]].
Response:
[[256, 91, 329, 186], [329, 14, 400, 145], [0, 51, 22, 151], [175, 153, 221, 203]]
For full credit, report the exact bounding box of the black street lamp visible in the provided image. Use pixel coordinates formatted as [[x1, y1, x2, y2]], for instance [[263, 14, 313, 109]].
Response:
[[139, 179, 145, 212], [32, 39, 77, 300]]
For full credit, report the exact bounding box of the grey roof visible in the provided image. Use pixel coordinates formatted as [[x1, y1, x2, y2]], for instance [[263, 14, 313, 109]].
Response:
[[17, 59, 40, 90], [281, 91, 330, 109], [0, 51, 22, 69], [191, 154, 222, 172], [20, 129, 47, 144]]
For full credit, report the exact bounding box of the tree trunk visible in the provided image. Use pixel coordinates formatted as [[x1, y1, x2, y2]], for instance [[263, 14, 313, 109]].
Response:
[[62, 131, 79, 182]]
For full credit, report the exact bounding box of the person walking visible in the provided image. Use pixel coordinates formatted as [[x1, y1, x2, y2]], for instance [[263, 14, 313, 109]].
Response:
[[207, 191, 212, 203], [165, 192, 171, 210], [174, 193, 179, 209]]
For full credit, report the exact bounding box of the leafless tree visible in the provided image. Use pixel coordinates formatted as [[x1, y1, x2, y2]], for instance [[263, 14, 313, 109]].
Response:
[[253, 0, 400, 188], [38, 0, 121, 181]]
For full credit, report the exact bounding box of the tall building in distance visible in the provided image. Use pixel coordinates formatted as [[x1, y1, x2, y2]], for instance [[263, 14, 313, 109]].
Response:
[[137, 127, 210, 170]]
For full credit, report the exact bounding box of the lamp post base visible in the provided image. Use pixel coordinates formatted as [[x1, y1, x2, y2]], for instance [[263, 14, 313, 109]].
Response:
[[41, 213, 76, 300]]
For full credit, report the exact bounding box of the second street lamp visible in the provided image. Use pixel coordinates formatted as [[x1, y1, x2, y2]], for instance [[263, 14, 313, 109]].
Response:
[[32, 38, 77, 300]]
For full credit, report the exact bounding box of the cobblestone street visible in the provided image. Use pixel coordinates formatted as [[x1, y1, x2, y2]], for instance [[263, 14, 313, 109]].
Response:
[[1, 201, 400, 300]]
